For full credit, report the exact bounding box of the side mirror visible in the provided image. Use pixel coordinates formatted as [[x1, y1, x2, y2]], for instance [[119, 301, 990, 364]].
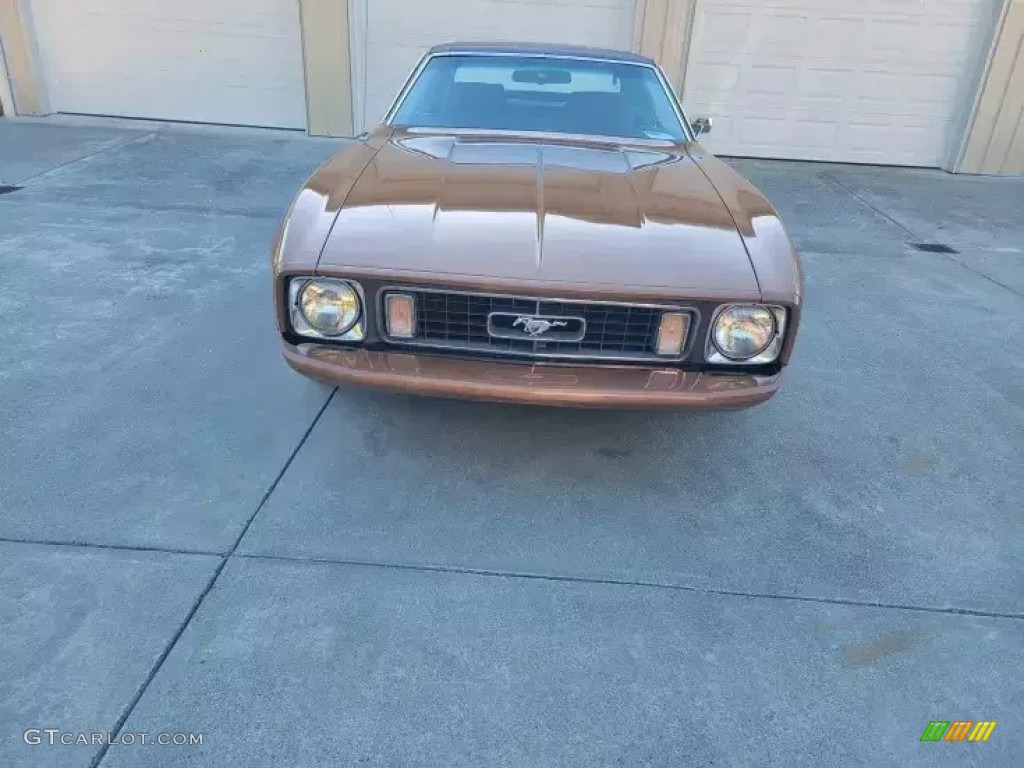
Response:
[[691, 117, 713, 137]]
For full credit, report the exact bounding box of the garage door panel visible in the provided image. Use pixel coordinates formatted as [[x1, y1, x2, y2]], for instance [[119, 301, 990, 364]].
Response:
[[359, 0, 636, 130], [808, 19, 867, 56], [31, 0, 306, 129], [716, 107, 946, 164], [684, 0, 996, 166], [743, 66, 797, 96], [799, 70, 854, 100], [45, 37, 300, 88], [861, 74, 964, 114], [706, 115, 946, 167], [474, 4, 629, 30]]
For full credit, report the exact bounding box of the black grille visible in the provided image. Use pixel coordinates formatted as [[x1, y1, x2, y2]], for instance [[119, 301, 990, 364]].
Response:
[[382, 289, 691, 361]]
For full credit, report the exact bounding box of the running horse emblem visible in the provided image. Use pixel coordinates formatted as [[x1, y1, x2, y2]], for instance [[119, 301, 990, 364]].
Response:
[[513, 316, 569, 337]]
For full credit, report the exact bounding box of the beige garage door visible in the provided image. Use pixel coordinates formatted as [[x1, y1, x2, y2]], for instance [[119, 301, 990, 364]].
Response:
[[30, 0, 307, 128], [683, 0, 1000, 166], [351, 0, 637, 132]]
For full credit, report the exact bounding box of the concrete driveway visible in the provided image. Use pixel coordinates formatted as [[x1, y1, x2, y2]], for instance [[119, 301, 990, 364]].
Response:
[[1, 116, 1021, 767]]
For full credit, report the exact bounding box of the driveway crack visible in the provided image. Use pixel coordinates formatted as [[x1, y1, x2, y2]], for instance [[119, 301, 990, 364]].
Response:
[[236, 553, 1024, 622], [820, 170, 1023, 298], [14, 129, 163, 186], [88, 387, 337, 768]]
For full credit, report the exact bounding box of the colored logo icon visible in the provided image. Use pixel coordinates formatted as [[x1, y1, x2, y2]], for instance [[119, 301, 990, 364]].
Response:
[[920, 721, 996, 742]]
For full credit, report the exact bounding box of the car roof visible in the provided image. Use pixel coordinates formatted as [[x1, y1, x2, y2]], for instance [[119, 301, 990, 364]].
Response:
[[426, 41, 656, 66]]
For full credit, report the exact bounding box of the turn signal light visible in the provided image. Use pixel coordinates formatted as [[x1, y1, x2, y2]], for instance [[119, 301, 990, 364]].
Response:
[[385, 293, 417, 339], [655, 312, 689, 356]]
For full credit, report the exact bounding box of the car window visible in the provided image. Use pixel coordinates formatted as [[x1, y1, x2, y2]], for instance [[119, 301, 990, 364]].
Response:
[[453, 65, 618, 94], [390, 54, 686, 142]]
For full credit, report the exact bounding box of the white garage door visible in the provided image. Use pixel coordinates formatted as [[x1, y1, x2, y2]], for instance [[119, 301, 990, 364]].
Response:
[[683, 0, 997, 166], [352, 0, 637, 132], [30, 0, 306, 129]]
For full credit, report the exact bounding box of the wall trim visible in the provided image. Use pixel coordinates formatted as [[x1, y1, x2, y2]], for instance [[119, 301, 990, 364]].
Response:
[[632, 0, 697, 94], [0, 31, 14, 114], [953, 0, 1024, 174], [298, 0, 354, 136], [0, 0, 48, 115], [348, 0, 367, 133]]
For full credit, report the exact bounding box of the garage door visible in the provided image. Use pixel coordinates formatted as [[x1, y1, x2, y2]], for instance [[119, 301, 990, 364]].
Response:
[[30, 0, 306, 129], [682, 0, 997, 166], [352, 0, 637, 132]]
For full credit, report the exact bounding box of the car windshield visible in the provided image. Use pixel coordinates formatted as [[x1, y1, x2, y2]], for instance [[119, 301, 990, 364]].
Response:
[[389, 54, 687, 142]]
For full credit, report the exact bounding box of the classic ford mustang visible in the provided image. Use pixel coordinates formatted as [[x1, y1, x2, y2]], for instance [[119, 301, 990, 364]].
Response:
[[272, 42, 802, 408]]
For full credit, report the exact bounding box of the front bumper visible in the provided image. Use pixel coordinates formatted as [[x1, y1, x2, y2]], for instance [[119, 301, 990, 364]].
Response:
[[281, 341, 781, 409]]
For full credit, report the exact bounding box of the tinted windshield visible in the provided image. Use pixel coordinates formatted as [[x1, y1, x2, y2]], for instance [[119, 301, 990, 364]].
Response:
[[389, 54, 687, 142]]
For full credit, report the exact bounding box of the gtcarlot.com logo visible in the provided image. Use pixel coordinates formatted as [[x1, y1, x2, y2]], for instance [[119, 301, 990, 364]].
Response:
[[24, 729, 203, 747]]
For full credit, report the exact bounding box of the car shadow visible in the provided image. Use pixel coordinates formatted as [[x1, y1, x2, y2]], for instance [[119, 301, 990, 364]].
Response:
[[333, 386, 753, 496]]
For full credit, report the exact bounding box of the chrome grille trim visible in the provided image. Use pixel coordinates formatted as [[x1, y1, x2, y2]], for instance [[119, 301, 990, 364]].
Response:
[[377, 286, 699, 362]]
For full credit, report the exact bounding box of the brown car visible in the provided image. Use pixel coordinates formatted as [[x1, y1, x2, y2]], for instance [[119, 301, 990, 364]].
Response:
[[272, 42, 802, 408]]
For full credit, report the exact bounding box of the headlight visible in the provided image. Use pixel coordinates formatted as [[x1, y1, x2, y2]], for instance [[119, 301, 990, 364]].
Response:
[[708, 305, 785, 363], [289, 278, 364, 339]]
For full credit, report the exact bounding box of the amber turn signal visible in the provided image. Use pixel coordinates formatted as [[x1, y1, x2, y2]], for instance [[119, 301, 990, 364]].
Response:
[[655, 312, 689, 356], [385, 293, 417, 339]]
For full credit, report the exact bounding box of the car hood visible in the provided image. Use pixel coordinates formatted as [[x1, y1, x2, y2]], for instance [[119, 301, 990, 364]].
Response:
[[317, 132, 760, 295]]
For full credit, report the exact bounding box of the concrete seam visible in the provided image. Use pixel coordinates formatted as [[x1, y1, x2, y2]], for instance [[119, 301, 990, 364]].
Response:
[[0, 536, 215, 557], [14, 129, 162, 185], [0, 197, 292, 220], [88, 386, 337, 768], [820, 170, 1024, 298], [235, 552, 1024, 622], [8, 525, 1020, 623], [818, 171, 921, 239]]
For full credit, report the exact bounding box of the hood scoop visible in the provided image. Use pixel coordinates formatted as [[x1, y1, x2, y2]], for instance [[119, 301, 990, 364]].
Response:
[[396, 136, 678, 175]]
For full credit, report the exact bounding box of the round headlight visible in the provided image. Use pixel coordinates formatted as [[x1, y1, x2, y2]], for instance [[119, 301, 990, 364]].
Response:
[[712, 305, 777, 360], [298, 279, 360, 335]]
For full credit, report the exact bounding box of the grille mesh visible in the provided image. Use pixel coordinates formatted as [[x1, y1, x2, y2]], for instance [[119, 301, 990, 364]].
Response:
[[383, 289, 690, 361]]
